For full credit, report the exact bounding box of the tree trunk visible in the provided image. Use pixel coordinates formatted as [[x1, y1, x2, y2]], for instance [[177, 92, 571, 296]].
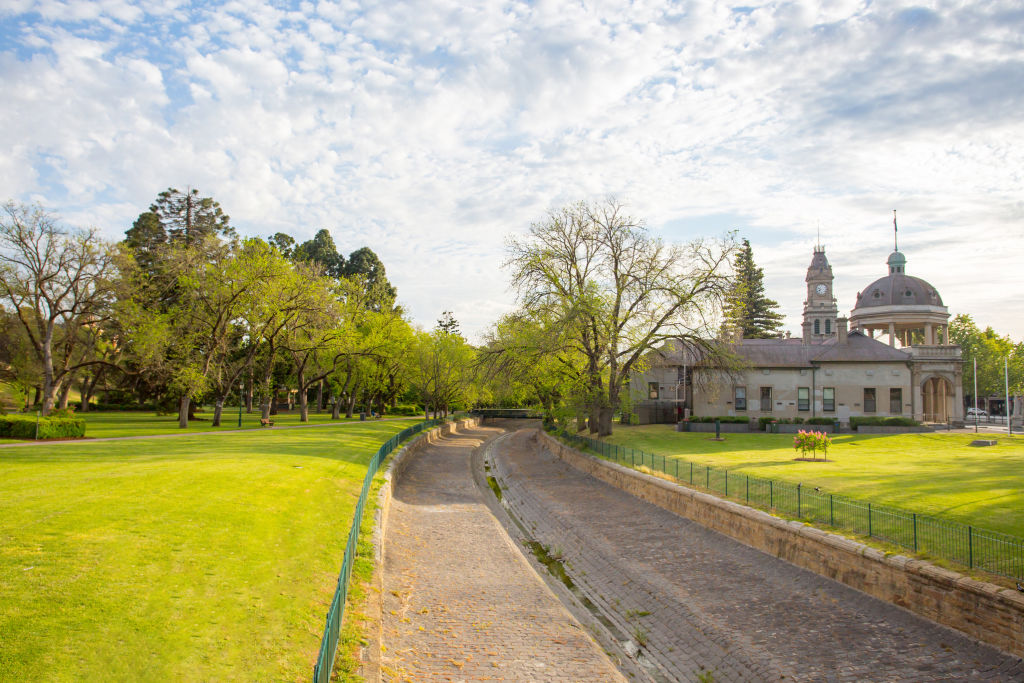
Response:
[[212, 400, 224, 427], [297, 375, 309, 422], [598, 406, 614, 436], [316, 381, 323, 413], [332, 395, 342, 420], [588, 404, 601, 434], [57, 380, 72, 409], [346, 395, 356, 418], [178, 395, 190, 428]]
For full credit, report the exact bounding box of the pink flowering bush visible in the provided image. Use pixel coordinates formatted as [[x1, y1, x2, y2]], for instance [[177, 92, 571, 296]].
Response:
[[793, 429, 832, 461]]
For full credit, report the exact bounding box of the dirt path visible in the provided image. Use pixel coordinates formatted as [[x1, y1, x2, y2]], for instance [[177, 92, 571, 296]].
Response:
[[380, 423, 625, 681]]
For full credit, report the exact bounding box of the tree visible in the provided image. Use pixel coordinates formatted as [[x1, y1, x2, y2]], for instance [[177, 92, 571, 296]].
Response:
[[0, 202, 118, 415], [950, 314, 1024, 406], [506, 199, 735, 435], [436, 310, 461, 338], [724, 238, 784, 339], [149, 187, 235, 245], [344, 247, 397, 310], [293, 229, 345, 278]]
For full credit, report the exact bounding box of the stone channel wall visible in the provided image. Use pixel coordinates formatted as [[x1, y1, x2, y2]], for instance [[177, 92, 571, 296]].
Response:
[[537, 429, 1024, 658], [361, 417, 480, 681]]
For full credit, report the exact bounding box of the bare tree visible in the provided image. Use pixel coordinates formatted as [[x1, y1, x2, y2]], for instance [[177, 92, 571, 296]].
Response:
[[0, 202, 118, 415], [506, 199, 736, 435]]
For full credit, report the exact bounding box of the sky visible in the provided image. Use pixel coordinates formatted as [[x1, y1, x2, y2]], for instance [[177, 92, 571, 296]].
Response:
[[2, 0, 1023, 342]]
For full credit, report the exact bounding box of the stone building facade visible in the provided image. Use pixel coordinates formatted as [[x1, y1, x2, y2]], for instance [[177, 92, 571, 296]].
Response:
[[631, 240, 964, 426]]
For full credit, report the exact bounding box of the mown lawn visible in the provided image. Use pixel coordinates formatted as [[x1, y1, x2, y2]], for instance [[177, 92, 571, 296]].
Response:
[[0, 419, 419, 681], [597, 425, 1024, 537]]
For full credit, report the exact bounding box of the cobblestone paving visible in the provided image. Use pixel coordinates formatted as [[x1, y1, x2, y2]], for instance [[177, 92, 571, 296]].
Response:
[[380, 425, 626, 682], [490, 429, 1024, 683]]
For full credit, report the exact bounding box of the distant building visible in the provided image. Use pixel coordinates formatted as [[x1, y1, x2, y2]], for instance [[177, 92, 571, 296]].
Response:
[[631, 237, 963, 426]]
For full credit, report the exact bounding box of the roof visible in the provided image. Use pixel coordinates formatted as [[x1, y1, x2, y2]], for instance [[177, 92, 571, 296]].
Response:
[[733, 331, 910, 367], [854, 273, 943, 309]]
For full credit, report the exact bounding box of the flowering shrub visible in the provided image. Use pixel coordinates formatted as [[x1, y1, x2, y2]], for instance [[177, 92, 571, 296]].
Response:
[[793, 429, 832, 460]]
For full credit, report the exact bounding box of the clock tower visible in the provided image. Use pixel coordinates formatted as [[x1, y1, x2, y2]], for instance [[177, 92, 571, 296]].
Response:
[[802, 246, 839, 342]]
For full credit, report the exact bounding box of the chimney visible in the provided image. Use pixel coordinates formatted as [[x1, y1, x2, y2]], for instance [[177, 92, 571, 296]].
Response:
[[836, 316, 848, 344], [802, 321, 813, 345]]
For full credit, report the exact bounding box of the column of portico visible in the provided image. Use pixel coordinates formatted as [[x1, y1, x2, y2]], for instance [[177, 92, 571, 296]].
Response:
[[888, 322, 895, 346], [925, 323, 934, 345]]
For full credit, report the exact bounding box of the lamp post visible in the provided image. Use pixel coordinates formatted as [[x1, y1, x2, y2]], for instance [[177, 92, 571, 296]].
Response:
[[1006, 357, 1012, 437], [238, 382, 244, 428], [974, 357, 979, 434]]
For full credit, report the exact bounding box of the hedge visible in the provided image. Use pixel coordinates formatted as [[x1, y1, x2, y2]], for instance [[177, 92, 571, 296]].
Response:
[[805, 417, 837, 425], [758, 416, 805, 425], [0, 415, 87, 439], [849, 416, 919, 428], [690, 415, 750, 424]]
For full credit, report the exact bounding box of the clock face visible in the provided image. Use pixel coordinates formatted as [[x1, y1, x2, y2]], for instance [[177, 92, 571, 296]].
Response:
[[815, 284, 827, 295]]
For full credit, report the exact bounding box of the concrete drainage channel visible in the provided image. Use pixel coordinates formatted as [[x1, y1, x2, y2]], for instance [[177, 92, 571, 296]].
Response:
[[473, 432, 669, 683]]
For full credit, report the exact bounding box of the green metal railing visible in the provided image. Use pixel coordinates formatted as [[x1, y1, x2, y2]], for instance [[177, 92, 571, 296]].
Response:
[[550, 428, 1024, 583], [313, 417, 447, 683]]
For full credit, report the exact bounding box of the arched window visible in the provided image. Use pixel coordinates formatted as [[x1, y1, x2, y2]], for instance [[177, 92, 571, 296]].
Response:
[[814, 319, 821, 335], [825, 319, 832, 334]]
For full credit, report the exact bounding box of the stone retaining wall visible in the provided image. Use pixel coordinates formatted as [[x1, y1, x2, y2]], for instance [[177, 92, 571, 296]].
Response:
[[537, 429, 1024, 658], [855, 425, 934, 434], [360, 417, 481, 681]]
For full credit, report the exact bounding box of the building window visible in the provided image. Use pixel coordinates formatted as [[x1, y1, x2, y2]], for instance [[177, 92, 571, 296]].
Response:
[[760, 387, 772, 412], [814, 319, 820, 335], [648, 382, 658, 400], [734, 386, 746, 411], [823, 387, 835, 412], [890, 388, 902, 414], [798, 387, 810, 411], [825, 319, 832, 335], [864, 388, 876, 413]]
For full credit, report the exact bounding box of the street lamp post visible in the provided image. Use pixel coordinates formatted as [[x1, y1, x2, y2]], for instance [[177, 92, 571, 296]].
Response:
[[238, 382, 244, 428]]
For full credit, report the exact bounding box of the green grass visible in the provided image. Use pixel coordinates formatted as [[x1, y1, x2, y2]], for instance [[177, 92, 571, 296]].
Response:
[[597, 425, 1024, 538], [0, 419, 420, 681]]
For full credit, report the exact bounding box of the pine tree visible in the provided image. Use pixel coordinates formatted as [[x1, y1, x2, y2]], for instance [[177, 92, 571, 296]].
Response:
[[725, 239, 785, 339]]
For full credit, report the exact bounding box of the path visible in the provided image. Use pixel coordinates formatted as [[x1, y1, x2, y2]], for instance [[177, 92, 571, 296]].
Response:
[[489, 428, 1024, 682], [380, 423, 625, 681]]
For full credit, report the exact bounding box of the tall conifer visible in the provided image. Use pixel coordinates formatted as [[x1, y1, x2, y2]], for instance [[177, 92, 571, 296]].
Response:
[[725, 238, 785, 338]]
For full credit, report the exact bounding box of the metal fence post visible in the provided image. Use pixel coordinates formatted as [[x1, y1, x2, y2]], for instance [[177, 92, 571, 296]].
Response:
[[913, 513, 918, 552], [705, 465, 709, 489], [969, 526, 974, 568], [746, 475, 749, 503], [830, 494, 834, 526], [724, 470, 728, 497], [690, 461, 693, 484], [868, 503, 872, 538], [797, 484, 801, 517], [770, 480, 773, 508]]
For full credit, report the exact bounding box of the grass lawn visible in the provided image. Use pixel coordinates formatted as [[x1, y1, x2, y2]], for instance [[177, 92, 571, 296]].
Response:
[[597, 425, 1024, 538], [0, 419, 420, 681]]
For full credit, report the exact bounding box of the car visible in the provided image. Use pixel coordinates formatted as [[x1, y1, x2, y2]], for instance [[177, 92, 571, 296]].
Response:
[[967, 407, 989, 417]]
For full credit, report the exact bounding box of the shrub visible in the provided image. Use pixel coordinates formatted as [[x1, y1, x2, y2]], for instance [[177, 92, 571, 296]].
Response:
[[0, 415, 86, 439], [690, 416, 749, 423], [758, 416, 777, 426], [850, 416, 920, 428], [806, 417, 836, 425], [793, 429, 832, 460]]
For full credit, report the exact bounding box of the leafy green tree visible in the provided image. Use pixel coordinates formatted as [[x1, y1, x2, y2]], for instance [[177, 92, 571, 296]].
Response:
[[724, 238, 784, 339], [344, 247, 397, 310], [950, 314, 1023, 406], [293, 229, 345, 278], [506, 199, 735, 435]]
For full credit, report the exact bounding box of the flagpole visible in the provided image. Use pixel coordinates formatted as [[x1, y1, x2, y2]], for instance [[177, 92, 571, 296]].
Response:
[[893, 209, 898, 251]]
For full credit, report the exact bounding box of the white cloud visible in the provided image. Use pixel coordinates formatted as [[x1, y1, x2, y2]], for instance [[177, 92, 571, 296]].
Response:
[[1, 0, 1023, 341]]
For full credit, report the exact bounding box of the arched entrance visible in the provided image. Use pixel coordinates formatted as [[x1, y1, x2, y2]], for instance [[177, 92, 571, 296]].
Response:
[[922, 376, 953, 423]]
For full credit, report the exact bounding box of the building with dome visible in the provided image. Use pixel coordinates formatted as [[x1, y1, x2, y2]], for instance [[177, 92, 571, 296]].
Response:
[[630, 233, 964, 426]]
